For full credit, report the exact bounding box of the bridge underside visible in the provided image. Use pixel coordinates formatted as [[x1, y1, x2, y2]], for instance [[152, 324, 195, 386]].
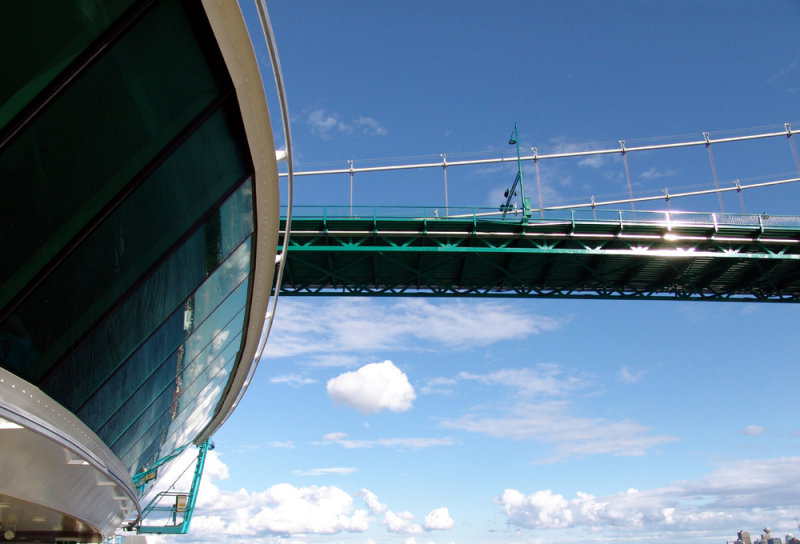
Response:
[[278, 215, 800, 302]]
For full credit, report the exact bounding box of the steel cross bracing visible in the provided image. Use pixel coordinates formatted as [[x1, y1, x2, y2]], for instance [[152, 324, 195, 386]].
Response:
[[275, 209, 800, 302]]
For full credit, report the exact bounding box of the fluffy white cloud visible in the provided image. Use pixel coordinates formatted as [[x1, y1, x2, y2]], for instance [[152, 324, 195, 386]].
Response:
[[211, 329, 230, 351], [361, 489, 387, 514], [497, 456, 800, 536], [384, 510, 423, 534], [265, 299, 564, 358], [249, 484, 369, 534], [146, 451, 370, 538], [498, 487, 679, 531], [305, 109, 387, 138], [423, 507, 455, 530], [145, 451, 457, 542], [499, 488, 573, 529], [307, 108, 351, 138], [327, 360, 416, 414], [383, 507, 455, 534]]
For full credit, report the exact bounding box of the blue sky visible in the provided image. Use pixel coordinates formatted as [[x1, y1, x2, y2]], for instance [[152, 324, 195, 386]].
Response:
[[149, 2, 800, 544]]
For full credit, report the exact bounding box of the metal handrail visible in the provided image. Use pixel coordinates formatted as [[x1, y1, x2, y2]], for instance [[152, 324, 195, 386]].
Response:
[[280, 205, 800, 230]]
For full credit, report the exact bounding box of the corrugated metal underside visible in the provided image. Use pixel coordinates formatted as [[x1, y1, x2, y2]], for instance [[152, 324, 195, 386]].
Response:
[[278, 217, 800, 302]]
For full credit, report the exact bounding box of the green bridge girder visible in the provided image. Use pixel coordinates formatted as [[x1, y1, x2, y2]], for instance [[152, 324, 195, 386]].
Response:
[[276, 209, 800, 302]]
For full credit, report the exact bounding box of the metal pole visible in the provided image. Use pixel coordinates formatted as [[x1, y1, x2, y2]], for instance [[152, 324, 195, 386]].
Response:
[[787, 123, 800, 175], [704, 132, 725, 213], [533, 147, 544, 218], [512, 123, 527, 219], [620, 140, 635, 211], [348, 160, 354, 216], [441, 153, 449, 217]]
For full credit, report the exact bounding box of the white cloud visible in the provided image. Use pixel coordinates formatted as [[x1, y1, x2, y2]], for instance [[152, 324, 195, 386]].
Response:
[[640, 166, 678, 180], [269, 374, 317, 387], [142, 451, 373, 538], [266, 299, 565, 358], [432, 362, 673, 461], [423, 507, 455, 530], [497, 456, 800, 535], [307, 108, 351, 138], [618, 365, 646, 384], [146, 451, 458, 542], [739, 425, 765, 436], [578, 155, 607, 169], [384, 510, 423, 534], [327, 360, 416, 414], [441, 401, 678, 461], [767, 56, 799, 83], [291, 467, 358, 476], [457, 364, 584, 397], [354, 116, 388, 136], [249, 483, 369, 534], [499, 488, 573, 529], [267, 441, 295, 449], [321, 432, 454, 450], [419, 376, 458, 395], [306, 108, 387, 139], [211, 329, 231, 351], [306, 354, 365, 368], [361, 489, 387, 514]]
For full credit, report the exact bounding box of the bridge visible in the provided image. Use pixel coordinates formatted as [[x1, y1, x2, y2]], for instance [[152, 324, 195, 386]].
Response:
[[275, 125, 800, 302]]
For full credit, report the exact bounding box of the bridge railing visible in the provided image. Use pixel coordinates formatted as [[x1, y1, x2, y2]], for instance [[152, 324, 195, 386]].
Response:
[[282, 205, 800, 230]]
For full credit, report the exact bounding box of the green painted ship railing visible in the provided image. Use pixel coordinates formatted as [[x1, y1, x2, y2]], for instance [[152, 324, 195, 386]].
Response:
[[132, 440, 212, 535]]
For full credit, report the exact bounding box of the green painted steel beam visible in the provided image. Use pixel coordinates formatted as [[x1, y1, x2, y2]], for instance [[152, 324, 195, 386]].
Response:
[[275, 216, 800, 302]]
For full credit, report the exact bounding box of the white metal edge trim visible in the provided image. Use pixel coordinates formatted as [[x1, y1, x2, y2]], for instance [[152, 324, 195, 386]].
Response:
[[195, 0, 280, 443], [252, 0, 293, 373], [0, 367, 139, 537]]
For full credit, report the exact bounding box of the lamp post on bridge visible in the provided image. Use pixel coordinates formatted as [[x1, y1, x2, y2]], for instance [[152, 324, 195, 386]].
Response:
[[500, 122, 531, 222]]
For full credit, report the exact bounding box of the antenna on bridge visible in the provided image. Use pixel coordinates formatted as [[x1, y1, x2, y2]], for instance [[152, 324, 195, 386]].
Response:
[[500, 122, 532, 221]]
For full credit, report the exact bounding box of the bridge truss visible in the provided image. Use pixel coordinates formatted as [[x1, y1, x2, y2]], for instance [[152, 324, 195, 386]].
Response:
[[277, 209, 800, 302]]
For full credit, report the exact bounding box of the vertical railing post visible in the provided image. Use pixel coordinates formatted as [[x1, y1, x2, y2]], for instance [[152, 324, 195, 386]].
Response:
[[441, 153, 449, 217], [704, 132, 725, 213], [348, 160, 354, 217], [620, 140, 635, 211]]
